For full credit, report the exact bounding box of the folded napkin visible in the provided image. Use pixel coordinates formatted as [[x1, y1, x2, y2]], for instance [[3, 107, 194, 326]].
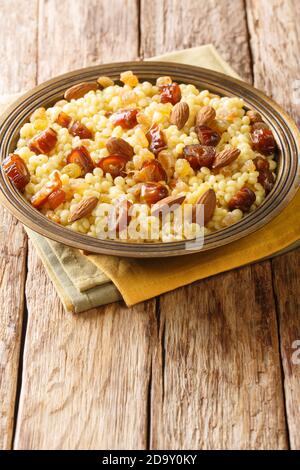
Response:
[[1, 45, 299, 312]]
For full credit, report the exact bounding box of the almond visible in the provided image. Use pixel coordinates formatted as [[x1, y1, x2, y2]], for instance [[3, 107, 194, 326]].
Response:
[[246, 109, 263, 124], [64, 82, 98, 101], [170, 101, 189, 129], [151, 194, 185, 217], [212, 147, 241, 169], [69, 196, 98, 223], [106, 137, 134, 159], [196, 105, 216, 127], [192, 189, 216, 225]]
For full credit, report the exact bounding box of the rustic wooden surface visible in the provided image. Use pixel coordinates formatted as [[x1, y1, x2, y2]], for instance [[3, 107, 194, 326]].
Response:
[[0, 0, 299, 450]]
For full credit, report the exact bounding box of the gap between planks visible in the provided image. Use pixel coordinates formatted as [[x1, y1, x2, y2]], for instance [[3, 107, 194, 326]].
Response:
[[11, 250, 29, 448]]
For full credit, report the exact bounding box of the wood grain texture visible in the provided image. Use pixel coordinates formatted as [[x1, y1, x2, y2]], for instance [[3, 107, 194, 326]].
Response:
[[272, 251, 300, 449], [141, 0, 288, 449], [0, 0, 38, 94], [0, 0, 38, 450], [140, 0, 252, 81], [13, 0, 156, 450], [151, 265, 288, 449], [246, 0, 300, 449], [38, 0, 139, 82], [15, 242, 155, 449], [246, 0, 300, 126], [0, 211, 27, 449]]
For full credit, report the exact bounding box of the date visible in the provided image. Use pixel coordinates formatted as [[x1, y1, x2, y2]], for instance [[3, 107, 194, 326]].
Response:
[[31, 172, 62, 208], [29, 128, 57, 155], [251, 128, 277, 155], [68, 120, 93, 139], [136, 159, 167, 183], [228, 187, 256, 212], [258, 169, 275, 194], [182, 145, 215, 170], [111, 108, 138, 129], [146, 124, 167, 155], [106, 137, 134, 159], [47, 188, 66, 209], [253, 156, 270, 171], [66, 146, 94, 175], [55, 111, 72, 128], [97, 154, 128, 178], [140, 182, 169, 205], [196, 125, 221, 147], [159, 82, 181, 105], [2, 153, 30, 191], [253, 156, 274, 194]]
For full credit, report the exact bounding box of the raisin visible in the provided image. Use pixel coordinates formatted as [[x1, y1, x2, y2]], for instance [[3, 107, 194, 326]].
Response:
[[2, 153, 30, 191], [228, 187, 256, 212], [196, 125, 221, 147], [182, 145, 215, 170]]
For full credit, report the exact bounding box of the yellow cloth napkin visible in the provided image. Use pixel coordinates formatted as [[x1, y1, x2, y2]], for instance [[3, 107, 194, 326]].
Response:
[[1, 45, 299, 311]]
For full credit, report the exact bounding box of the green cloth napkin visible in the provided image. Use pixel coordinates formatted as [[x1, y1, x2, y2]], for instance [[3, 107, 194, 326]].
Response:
[[1, 45, 298, 312]]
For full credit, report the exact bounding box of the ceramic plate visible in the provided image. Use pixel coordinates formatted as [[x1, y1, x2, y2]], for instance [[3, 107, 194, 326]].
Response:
[[0, 62, 299, 257]]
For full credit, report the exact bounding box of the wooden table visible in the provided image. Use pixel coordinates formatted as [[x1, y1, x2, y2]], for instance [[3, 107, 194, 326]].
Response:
[[1, 0, 299, 450]]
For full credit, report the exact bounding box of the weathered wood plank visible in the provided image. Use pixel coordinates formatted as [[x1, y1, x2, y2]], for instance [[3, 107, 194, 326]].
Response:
[[14, 0, 155, 450], [141, 0, 288, 449], [37, 0, 139, 80], [272, 251, 300, 449], [151, 265, 287, 449], [0, 0, 38, 95], [0, 211, 27, 450], [0, 0, 38, 450], [247, 0, 300, 449], [15, 241, 155, 449], [140, 0, 252, 81]]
